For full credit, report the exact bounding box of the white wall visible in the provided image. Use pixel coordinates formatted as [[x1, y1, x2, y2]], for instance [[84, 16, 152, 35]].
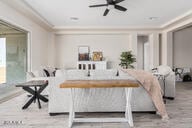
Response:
[[173, 26, 192, 67], [0, 1, 53, 71], [149, 33, 160, 69], [55, 34, 130, 69]]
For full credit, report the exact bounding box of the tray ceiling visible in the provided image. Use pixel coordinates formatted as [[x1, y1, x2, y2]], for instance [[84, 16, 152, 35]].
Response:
[[23, 0, 192, 28]]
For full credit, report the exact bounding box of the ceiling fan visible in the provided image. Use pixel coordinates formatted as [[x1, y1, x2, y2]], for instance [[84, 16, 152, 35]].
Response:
[[89, 0, 127, 16]]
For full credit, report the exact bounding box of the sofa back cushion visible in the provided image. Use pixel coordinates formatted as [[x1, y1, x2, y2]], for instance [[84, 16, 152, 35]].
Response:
[[66, 70, 88, 80], [33, 70, 47, 77], [55, 69, 66, 77], [117, 69, 136, 80], [89, 69, 118, 79], [56, 69, 136, 80], [118, 69, 130, 77]]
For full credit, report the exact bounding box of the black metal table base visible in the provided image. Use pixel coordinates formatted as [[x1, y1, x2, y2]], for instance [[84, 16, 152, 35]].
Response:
[[22, 84, 48, 109]]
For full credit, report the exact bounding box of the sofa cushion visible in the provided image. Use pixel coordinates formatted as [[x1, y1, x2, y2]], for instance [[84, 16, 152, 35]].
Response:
[[118, 69, 136, 80], [118, 69, 130, 77], [55, 69, 66, 77], [90, 69, 117, 76], [33, 70, 47, 77], [89, 69, 118, 79], [66, 70, 88, 80]]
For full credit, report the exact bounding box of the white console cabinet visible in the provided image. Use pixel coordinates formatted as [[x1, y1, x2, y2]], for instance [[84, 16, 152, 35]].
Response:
[[77, 61, 107, 70]]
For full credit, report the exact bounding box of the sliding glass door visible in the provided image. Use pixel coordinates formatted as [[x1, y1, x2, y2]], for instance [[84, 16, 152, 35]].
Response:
[[6, 34, 27, 84], [0, 38, 6, 84], [0, 34, 27, 84], [0, 21, 28, 101]]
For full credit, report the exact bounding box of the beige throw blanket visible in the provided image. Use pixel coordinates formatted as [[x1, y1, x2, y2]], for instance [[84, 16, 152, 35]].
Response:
[[121, 69, 169, 120]]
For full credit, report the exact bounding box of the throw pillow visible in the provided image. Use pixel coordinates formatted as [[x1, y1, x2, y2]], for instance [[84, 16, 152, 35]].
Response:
[[46, 67, 57, 77], [43, 69, 50, 77], [53, 70, 56, 76]]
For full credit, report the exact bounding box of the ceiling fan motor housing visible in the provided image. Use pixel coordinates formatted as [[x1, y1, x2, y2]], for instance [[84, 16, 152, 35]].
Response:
[[89, 0, 127, 16]]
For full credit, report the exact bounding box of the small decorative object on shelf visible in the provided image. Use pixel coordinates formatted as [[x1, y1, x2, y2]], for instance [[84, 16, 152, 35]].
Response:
[[92, 64, 96, 69], [77, 61, 107, 70], [83, 64, 86, 70], [119, 51, 136, 69], [92, 52, 103, 61], [88, 64, 91, 70]]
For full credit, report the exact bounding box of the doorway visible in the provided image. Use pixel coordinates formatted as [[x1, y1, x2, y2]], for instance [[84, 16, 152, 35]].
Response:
[[137, 35, 150, 70]]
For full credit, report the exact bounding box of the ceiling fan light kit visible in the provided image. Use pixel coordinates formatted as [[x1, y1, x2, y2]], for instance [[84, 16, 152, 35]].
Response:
[[89, 0, 127, 16]]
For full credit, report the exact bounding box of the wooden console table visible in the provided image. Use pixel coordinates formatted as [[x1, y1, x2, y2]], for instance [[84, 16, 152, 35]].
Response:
[[60, 80, 139, 128]]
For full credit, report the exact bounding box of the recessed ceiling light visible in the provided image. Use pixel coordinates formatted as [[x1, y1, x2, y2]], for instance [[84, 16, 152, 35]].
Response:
[[70, 17, 79, 21], [149, 17, 158, 20]]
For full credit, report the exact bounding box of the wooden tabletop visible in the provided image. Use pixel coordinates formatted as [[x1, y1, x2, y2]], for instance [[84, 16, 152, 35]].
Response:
[[15, 80, 48, 87], [60, 80, 139, 88]]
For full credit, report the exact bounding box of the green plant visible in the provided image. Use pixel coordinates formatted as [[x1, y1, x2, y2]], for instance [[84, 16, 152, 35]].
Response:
[[119, 51, 136, 69]]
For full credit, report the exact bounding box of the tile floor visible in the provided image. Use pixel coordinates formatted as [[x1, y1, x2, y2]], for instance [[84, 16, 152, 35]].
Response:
[[0, 82, 192, 128]]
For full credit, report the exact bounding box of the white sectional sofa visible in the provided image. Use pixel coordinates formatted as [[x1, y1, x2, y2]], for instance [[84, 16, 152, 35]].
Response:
[[28, 67, 175, 115], [48, 69, 156, 115]]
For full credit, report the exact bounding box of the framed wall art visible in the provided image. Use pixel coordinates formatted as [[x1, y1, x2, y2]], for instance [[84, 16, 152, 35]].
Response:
[[78, 46, 90, 61], [92, 52, 103, 61]]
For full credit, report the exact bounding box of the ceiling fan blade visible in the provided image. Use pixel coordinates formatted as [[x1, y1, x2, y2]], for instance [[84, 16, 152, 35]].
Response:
[[103, 8, 110, 16], [114, 5, 127, 11], [115, 0, 125, 4], [89, 4, 108, 7]]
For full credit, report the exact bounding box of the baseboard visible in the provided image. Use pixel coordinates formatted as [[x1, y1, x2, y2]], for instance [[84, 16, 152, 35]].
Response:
[[49, 113, 65, 116], [49, 111, 156, 116], [133, 111, 156, 114], [167, 97, 174, 100], [163, 96, 175, 100], [0, 90, 24, 104]]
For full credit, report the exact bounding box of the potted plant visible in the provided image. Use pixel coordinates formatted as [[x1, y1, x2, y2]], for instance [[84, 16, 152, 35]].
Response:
[[119, 51, 136, 69]]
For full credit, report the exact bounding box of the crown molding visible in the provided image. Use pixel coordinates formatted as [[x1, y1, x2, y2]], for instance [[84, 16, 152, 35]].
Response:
[[53, 26, 162, 35], [54, 28, 161, 35], [53, 25, 161, 30], [160, 10, 192, 30], [1, 0, 54, 31], [161, 10, 192, 28]]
